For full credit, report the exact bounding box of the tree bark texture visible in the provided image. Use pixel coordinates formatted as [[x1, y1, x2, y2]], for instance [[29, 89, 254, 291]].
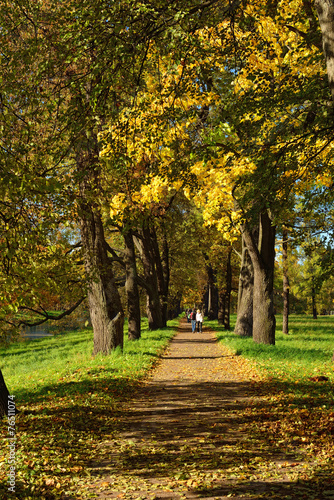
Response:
[[135, 226, 164, 330], [123, 230, 141, 340], [148, 225, 169, 327], [315, 0, 334, 101], [234, 236, 254, 337], [80, 208, 124, 354], [241, 211, 276, 345], [282, 228, 290, 334], [77, 140, 124, 354]]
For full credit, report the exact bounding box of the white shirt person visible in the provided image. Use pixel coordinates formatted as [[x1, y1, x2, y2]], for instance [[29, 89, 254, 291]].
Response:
[[196, 310, 203, 332]]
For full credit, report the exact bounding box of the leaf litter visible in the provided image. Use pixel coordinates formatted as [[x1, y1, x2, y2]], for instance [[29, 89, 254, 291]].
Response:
[[1, 319, 334, 499]]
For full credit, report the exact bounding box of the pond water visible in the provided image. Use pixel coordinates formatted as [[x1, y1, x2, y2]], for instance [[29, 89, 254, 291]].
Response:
[[21, 315, 90, 340], [21, 324, 53, 340]]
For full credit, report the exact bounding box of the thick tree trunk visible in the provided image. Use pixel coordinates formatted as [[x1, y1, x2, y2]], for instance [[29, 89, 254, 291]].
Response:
[[123, 230, 141, 340], [234, 236, 254, 337], [77, 141, 124, 354], [80, 209, 124, 354], [0, 368, 11, 418], [282, 227, 290, 334], [146, 288, 164, 330], [253, 212, 276, 344], [315, 0, 334, 101], [135, 226, 164, 330], [241, 211, 276, 345]]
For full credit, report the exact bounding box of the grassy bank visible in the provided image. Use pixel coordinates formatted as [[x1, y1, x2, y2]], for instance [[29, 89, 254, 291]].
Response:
[[0, 318, 179, 499]]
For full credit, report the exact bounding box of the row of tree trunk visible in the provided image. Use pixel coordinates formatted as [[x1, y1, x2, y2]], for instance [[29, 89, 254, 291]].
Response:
[[83, 215, 171, 353], [0, 215, 171, 418]]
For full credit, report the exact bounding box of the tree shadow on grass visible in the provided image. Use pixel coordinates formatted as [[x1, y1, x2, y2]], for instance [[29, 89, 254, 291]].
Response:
[[0, 337, 91, 361], [2, 314, 334, 500]]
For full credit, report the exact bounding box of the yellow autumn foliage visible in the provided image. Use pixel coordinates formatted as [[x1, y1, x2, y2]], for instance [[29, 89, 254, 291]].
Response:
[[102, 0, 332, 238]]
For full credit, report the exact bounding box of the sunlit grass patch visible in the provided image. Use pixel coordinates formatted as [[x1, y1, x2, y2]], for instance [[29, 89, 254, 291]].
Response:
[[209, 314, 334, 383], [0, 318, 178, 401]]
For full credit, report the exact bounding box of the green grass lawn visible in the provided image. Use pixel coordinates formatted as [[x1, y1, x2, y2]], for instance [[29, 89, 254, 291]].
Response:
[[206, 314, 334, 495], [1, 318, 179, 404], [208, 313, 334, 470], [207, 313, 334, 384]]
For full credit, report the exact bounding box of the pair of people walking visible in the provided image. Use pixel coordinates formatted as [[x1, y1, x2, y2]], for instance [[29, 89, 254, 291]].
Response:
[[190, 308, 203, 333]]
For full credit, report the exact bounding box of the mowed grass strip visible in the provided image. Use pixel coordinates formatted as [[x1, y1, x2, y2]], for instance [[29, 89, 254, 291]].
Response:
[[0, 318, 178, 499]]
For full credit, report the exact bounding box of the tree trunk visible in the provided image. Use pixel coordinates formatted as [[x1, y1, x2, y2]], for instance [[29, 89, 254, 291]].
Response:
[[0, 368, 11, 418], [77, 140, 124, 354], [312, 278, 318, 319], [282, 227, 290, 334], [218, 289, 225, 325], [80, 208, 124, 354], [160, 227, 170, 326], [315, 0, 334, 101], [123, 230, 141, 340], [135, 226, 164, 330], [234, 236, 254, 337], [241, 211, 276, 345], [218, 248, 232, 329], [224, 248, 232, 330], [206, 263, 218, 320], [253, 211, 276, 344], [149, 225, 169, 327]]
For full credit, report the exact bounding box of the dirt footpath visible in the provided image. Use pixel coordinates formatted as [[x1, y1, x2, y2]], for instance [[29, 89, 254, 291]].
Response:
[[88, 320, 312, 500]]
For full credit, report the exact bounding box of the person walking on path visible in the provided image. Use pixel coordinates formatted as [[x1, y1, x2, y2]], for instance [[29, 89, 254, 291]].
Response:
[[89, 318, 264, 499], [196, 309, 203, 332], [190, 308, 197, 332]]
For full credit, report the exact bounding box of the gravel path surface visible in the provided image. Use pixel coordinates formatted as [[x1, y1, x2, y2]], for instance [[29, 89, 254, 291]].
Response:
[[88, 320, 270, 499]]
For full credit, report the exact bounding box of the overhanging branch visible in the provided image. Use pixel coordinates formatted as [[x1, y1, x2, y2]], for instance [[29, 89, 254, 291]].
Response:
[[18, 297, 86, 327]]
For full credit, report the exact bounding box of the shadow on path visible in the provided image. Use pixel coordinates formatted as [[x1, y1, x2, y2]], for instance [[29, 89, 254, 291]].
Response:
[[88, 319, 333, 499]]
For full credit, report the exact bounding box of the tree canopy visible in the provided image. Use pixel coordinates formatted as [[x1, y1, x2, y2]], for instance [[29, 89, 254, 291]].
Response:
[[0, 0, 334, 351]]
